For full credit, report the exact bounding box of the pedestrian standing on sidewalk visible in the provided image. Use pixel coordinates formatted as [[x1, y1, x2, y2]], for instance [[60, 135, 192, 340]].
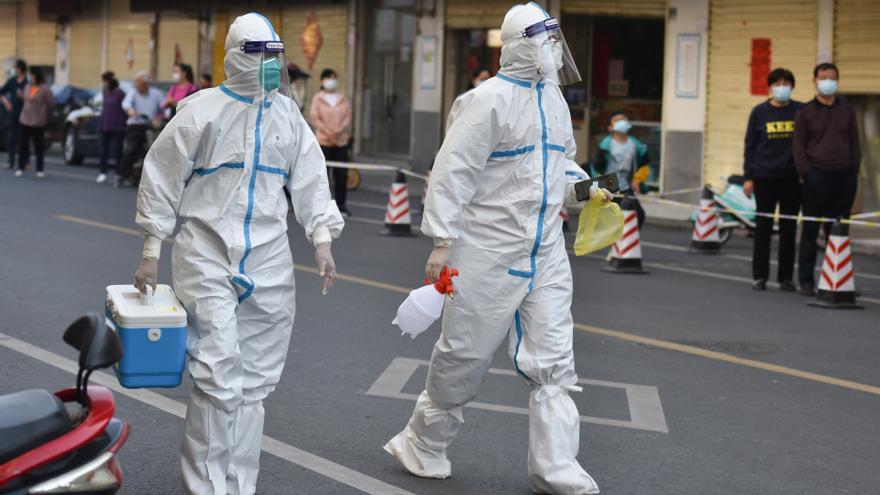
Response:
[[591, 112, 650, 226], [162, 63, 198, 119], [15, 67, 52, 179], [309, 68, 352, 216], [96, 72, 127, 184], [742, 67, 803, 292], [2, 59, 27, 170], [118, 72, 163, 187], [467, 67, 491, 90], [793, 62, 861, 296]]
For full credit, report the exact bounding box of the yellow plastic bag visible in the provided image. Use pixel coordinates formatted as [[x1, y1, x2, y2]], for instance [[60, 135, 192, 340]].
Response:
[[573, 195, 624, 256]]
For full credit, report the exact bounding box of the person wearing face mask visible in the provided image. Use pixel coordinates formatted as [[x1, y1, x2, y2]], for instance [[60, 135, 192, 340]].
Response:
[[742, 68, 803, 292], [162, 63, 199, 118], [309, 68, 352, 216], [590, 112, 650, 226], [793, 62, 861, 296], [383, 4, 603, 494], [467, 67, 490, 90], [133, 14, 343, 493]]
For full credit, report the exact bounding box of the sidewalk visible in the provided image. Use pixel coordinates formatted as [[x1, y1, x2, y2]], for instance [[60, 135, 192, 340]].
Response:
[[641, 197, 880, 256], [343, 165, 880, 255]]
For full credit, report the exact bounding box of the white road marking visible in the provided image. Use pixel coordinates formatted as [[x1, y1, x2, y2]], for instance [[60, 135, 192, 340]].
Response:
[[0, 333, 416, 495], [367, 358, 669, 434]]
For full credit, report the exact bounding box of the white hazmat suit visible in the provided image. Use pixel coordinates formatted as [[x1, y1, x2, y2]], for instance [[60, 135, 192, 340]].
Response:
[[384, 3, 600, 494], [134, 13, 343, 495]]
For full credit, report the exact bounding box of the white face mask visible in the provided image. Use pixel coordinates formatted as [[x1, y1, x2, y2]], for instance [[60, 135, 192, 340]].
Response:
[[323, 78, 338, 91], [172, 72, 181, 83], [538, 39, 563, 79]]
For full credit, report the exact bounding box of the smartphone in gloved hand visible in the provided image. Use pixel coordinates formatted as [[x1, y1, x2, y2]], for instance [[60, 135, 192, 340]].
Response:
[[574, 173, 620, 202]]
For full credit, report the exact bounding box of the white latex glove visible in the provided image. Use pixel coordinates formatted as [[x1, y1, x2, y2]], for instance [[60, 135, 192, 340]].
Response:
[[425, 246, 450, 283], [134, 258, 158, 295], [590, 184, 613, 202], [315, 242, 336, 295]]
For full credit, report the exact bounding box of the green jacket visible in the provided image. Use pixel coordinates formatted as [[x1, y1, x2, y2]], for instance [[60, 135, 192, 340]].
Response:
[[592, 135, 650, 192]]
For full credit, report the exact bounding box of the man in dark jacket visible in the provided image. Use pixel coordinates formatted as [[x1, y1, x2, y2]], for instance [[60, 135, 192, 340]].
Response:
[[743, 68, 803, 291], [793, 62, 861, 295]]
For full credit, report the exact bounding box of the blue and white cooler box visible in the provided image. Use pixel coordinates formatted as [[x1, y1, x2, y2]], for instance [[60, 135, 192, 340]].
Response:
[[105, 284, 188, 388]]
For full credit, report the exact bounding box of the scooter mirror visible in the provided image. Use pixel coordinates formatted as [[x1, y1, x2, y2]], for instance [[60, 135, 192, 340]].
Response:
[[63, 313, 123, 372]]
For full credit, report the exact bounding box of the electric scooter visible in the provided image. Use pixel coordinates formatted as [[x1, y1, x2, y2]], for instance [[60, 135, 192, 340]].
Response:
[[0, 313, 130, 494]]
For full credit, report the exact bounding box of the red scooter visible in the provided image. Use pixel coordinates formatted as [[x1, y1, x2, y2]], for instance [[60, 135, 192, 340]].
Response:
[[0, 313, 130, 494]]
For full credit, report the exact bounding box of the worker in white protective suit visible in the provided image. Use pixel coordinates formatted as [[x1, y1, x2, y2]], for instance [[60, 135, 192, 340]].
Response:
[[132, 13, 344, 495], [384, 3, 607, 494]]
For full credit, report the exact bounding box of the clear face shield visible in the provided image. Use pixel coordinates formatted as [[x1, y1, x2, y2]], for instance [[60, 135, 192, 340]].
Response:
[[524, 17, 581, 86], [241, 40, 292, 101]]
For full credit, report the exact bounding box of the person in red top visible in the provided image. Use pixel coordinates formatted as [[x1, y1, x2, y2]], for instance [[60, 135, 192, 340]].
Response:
[[162, 63, 198, 118], [309, 68, 353, 216]]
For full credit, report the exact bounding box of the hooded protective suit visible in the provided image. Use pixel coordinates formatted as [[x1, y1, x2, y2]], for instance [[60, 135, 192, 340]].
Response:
[[135, 13, 344, 495], [383, 3, 600, 494]]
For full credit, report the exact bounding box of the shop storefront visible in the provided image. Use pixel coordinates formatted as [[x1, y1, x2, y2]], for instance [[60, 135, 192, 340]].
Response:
[[835, 0, 880, 211], [561, 7, 664, 187]]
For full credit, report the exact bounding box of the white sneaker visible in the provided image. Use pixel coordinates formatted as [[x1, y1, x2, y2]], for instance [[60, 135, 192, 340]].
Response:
[[36, 171, 46, 179], [96, 173, 107, 184], [14, 170, 22, 177]]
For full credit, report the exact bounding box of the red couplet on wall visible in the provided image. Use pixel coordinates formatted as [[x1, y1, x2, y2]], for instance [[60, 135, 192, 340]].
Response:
[[750, 38, 772, 96]]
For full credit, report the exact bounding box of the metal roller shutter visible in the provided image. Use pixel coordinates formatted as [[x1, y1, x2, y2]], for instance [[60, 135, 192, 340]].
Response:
[[68, 1, 103, 87], [0, 3, 18, 61], [106, 0, 152, 81], [834, 0, 880, 94], [157, 13, 199, 81], [18, 0, 56, 66], [281, 4, 348, 111], [704, 0, 816, 186], [562, 0, 665, 18], [445, 0, 512, 29]]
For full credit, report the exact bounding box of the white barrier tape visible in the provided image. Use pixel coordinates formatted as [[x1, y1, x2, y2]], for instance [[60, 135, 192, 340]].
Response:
[[633, 194, 880, 228], [655, 187, 705, 198], [325, 160, 429, 182], [852, 211, 880, 220]]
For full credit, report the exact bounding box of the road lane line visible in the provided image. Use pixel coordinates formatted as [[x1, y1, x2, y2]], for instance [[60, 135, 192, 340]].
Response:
[[573, 323, 880, 396], [0, 333, 415, 495], [54, 213, 880, 396], [55, 214, 143, 236]]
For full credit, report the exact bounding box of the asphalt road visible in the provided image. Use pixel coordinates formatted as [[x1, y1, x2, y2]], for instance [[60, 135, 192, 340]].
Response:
[[1, 152, 879, 494]]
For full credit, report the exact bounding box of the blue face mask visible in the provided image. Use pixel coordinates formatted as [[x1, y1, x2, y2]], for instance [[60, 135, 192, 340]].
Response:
[[817, 79, 838, 97], [771, 85, 792, 102], [612, 119, 632, 134], [259, 58, 281, 91]]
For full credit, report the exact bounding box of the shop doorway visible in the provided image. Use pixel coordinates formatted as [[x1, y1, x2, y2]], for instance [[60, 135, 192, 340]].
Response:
[[441, 28, 501, 124], [358, 0, 417, 160], [564, 15, 664, 189]]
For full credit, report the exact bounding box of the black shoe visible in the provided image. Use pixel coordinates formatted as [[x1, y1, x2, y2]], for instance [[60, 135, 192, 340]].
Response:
[[799, 285, 817, 296], [779, 281, 797, 292], [752, 279, 767, 291]]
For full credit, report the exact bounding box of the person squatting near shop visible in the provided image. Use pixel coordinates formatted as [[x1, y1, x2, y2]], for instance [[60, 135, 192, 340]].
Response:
[[384, 3, 610, 494], [133, 12, 343, 495]]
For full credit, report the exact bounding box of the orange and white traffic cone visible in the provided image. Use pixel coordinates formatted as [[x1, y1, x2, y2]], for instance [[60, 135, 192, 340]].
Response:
[[691, 186, 721, 254], [809, 220, 862, 309], [382, 171, 416, 237], [604, 197, 648, 274]]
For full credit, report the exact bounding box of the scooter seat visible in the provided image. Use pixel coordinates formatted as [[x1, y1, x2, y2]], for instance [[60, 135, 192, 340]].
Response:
[[0, 389, 72, 464]]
